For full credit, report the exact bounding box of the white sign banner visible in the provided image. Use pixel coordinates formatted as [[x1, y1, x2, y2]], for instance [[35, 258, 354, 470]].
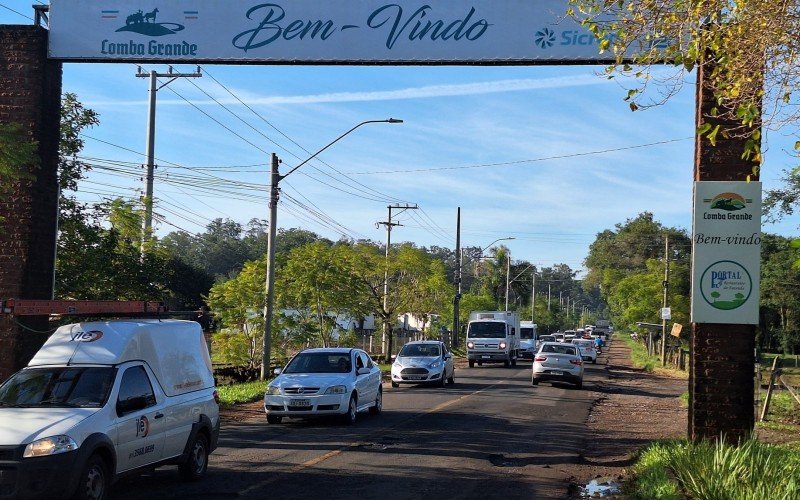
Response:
[[47, 1, 634, 63], [691, 181, 762, 324]]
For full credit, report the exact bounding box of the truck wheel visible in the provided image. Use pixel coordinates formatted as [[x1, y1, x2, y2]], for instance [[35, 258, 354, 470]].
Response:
[[179, 433, 209, 481], [72, 454, 108, 500], [391, 381, 399, 388], [468, 360, 474, 368], [267, 415, 282, 424], [531, 378, 539, 386], [504, 360, 510, 368], [511, 357, 517, 367]]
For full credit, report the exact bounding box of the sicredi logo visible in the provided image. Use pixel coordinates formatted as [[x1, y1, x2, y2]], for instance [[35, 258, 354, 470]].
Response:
[[699, 260, 753, 311], [534, 28, 555, 48], [69, 330, 104, 342]]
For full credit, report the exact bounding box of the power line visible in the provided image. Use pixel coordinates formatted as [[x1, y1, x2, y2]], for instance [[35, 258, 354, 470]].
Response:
[[0, 3, 32, 20], [348, 137, 693, 175]]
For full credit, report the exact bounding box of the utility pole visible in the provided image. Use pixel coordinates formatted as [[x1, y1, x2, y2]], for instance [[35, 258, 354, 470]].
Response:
[[531, 272, 535, 322], [547, 284, 551, 311], [258, 118, 403, 380], [136, 66, 201, 249], [504, 249, 511, 311], [661, 234, 670, 366], [453, 208, 461, 348], [378, 203, 418, 358]]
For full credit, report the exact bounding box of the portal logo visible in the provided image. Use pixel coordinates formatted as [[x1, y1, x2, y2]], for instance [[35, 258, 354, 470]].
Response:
[[705, 192, 751, 211], [700, 260, 752, 310], [534, 28, 555, 48], [69, 330, 104, 342], [110, 7, 186, 36]]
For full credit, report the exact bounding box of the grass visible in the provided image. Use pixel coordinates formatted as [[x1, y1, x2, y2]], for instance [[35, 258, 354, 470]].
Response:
[[628, 438, 800, 500], [216, 380, 268, 407], [758, 391, 800, 425], [679, 391, 689, 408], [620, 333, 688, 378]]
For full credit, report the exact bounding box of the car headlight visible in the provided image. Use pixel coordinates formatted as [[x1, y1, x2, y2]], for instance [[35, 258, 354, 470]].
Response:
[[393, 361, 402, 368], [467, 341, 474, 349], [499, 342, 507, 349], [23, 435, 78, 458], [429, 360, 441, 369], [265, 385, 281, 395], [325, 385, 347, 395]]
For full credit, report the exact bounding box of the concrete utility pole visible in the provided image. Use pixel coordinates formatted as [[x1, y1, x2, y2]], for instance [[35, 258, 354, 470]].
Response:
[[259, 118, 403, 380], [453, 208, 461, 347], [504, 249, 511, 311], [531, 272, 535, 322], [661, 235, 670, 366], [378, 203, 418, 357], [136, 66, 201, 249]]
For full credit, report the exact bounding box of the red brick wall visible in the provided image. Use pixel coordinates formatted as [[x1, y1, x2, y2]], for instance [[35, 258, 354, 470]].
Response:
[[690, 59, 759, 443], [0, 25, 62, 381]]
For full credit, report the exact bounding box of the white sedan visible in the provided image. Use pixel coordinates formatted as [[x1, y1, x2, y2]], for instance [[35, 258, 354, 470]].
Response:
[[532, 342, 584, 389], [391, 341, 455, 388], [264, 348, 382, 425]]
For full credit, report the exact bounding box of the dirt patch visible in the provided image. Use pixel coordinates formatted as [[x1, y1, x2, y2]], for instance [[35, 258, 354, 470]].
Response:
[[569, 341, 689, 496]]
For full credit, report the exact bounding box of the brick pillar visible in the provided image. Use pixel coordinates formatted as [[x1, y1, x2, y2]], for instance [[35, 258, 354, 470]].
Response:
[[690, 60, 759, 443], [0, 25, 62, 380]]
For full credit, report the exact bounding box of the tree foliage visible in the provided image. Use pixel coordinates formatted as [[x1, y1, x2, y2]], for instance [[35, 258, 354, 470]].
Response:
[[569, 0, 795, 156]]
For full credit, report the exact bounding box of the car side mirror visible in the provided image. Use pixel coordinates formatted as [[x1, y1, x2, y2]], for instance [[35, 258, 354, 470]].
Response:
[[444, 353, 452, 360], [391, 354, 397, 360], [357, 367, 371, 375], [273, 367, 282, 376]]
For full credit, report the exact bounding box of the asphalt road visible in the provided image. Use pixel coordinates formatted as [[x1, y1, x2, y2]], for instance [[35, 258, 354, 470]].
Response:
[[111, 357, 606, 500]]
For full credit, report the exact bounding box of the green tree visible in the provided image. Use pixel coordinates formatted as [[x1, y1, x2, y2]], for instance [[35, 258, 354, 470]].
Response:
[[59, 93, 99, 191], [760, 234, 800, 354], [405, 259, 455, 339], [569, 0, 793, 161]]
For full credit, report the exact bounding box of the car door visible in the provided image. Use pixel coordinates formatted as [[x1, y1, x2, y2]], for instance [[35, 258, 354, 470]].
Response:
[[114, 364, 166, 473], [442, 343, 454, 379], [354, 351, 377, 405]]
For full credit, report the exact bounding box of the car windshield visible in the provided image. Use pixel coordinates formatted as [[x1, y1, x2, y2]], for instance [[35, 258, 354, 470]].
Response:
[[520, 327, 535, 339], [284, 352, 352, 374], [0, 367, 115, 408], [468, 322, 506, 338], [541, 344, 577, 356], [399, 344, 440, 357]]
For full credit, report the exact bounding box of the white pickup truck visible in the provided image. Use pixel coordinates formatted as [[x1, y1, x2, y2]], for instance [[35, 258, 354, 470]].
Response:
[[0, 319, 220, 500]]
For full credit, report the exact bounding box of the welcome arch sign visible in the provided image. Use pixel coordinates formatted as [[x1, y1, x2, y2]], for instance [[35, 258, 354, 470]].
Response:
[[48, 0, 634, 64]]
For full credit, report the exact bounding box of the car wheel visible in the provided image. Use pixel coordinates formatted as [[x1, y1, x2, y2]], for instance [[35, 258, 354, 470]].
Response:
[[391, 381, 399, 388], [72, 454, 108, 500], [447, 370, 455, 385], [342, 394, 357, 425], [267, 414, 283, 424], [369, 388, 382, 415], [477, 361, 483, 366], [439, 371, 446, 388], [592, 359, 597, 364], [575, 380, 583, 390], [179, 433, 209, 481], [468, 360, 474, 368], [531, 378, 539, 386]]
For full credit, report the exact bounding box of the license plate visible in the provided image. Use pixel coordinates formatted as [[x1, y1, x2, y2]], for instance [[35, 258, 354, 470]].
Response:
[[291, 399, 311, 407], [408, 376, 424, 380], [550, 371, 563, 376], [481, 355, 491, 359]]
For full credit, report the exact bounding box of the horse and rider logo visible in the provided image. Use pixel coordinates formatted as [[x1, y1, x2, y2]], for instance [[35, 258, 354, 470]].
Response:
[[115, 7, 185, 36]]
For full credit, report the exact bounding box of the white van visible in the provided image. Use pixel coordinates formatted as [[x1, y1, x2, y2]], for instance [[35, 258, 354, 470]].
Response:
[[0, 319, 220, 500]]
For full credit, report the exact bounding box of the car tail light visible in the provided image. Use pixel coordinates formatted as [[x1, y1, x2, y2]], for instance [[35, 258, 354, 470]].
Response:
[[534, 356, 547, 362], [213, 389, 220, 405], [570, 359, 582, 366]]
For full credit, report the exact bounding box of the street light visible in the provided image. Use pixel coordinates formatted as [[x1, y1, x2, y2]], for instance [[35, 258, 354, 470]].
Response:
[[473, 237, 514, 310], [259, 118, 403, 380]]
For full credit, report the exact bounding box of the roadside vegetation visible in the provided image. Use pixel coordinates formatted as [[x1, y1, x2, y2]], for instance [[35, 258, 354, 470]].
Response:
[[217, 380, 268, 407], [619, 333, 688, 378], [627, 439, 800, 500]]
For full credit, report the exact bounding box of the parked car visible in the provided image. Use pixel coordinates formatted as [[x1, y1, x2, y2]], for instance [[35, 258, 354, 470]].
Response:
[[391, 341, 455, 387], [264, 348, 382, 425], [531, 342, 584, 388], [570, 338, 598, 364]]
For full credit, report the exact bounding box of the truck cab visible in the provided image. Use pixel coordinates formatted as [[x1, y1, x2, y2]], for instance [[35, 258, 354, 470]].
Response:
[[519, 321, 538, 359], [466, 311, 520, 368]]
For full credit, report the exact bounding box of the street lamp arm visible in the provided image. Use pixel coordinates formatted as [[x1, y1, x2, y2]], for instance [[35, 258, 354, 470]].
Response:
[[477, 236, 515, 254], [280, 118, 403, 180]]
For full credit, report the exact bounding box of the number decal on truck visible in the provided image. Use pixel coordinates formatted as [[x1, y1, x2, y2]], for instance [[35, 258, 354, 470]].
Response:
[[136, 415, 150, 438]]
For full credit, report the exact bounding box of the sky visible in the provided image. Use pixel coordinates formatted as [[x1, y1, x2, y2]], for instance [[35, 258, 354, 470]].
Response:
[[2, 2, 800, 278]]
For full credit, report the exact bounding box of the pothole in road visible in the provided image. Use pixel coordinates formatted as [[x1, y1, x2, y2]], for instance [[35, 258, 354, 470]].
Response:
[[355, 435, 403, 451]]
